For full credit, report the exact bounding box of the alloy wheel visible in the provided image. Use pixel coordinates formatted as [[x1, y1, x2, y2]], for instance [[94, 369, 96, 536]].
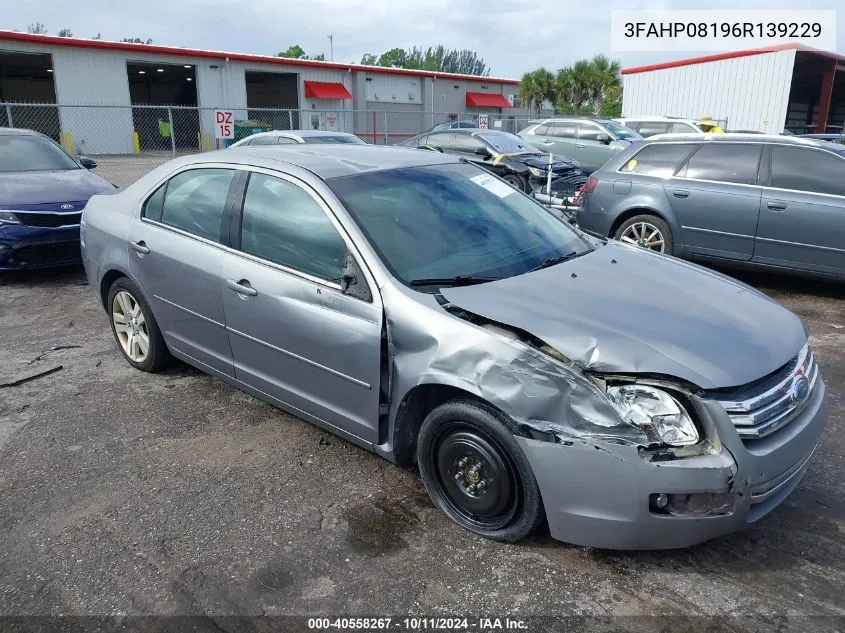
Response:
[[112, 290, 150, 363], [619, 222, 666, 253]]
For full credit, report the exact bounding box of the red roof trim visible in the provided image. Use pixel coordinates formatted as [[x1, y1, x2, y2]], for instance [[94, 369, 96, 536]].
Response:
[[0, 30, 519, 85], [304, 81, 352, 100], [466, 92, 512, 108]]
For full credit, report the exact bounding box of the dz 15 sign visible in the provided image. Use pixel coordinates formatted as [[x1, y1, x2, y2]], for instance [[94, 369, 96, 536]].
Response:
[[215, 110, 234, 139]]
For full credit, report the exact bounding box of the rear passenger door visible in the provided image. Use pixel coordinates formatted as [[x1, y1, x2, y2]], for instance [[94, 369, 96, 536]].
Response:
[[666, 143, 763, 261], [127, 167, 239, 376], [220, 169, 384, 443], [755, 145, 845, 275]]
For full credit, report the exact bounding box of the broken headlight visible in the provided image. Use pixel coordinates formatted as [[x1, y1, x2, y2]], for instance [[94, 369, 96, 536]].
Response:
[[606, 385, 698, 447], [528, 166, 548, 178]]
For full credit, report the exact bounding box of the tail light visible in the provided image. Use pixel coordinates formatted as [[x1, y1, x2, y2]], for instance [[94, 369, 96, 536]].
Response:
[[584, 176, 599, 193]]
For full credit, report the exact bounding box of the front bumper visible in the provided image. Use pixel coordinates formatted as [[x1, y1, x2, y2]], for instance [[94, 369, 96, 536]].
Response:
[[519, 378, 827, 550], [0, 224, 82, 270]]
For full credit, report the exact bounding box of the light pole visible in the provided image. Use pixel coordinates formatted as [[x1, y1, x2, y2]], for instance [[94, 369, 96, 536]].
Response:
[[327, 34, 334, 62]]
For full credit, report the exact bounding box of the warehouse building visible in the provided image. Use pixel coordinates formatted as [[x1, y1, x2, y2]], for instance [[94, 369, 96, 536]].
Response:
[[621, 43, 845, 134], [0, 30, 527, 154]]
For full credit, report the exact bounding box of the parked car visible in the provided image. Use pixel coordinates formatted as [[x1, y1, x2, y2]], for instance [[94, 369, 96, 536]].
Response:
[[229, 130, 365, 147], [577, 134, 845, 279], [799, 133, 845, 145], [81, 144, 827, 549], [616, 116, 704, 138], [0, 128, 116, 270], [423, 121, 478, 133], [400, 129, 587, 202], [519, 117, 642, 174]]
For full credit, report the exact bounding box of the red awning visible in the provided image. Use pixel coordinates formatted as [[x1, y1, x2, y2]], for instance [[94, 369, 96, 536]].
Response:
[[304, 81, 353, 99], [465, 92, 512, 108]]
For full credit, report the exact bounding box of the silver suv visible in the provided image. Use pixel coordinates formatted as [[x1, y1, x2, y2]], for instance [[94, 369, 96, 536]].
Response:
[[577, 134, 845, 280], [519, 117, 642, 174]]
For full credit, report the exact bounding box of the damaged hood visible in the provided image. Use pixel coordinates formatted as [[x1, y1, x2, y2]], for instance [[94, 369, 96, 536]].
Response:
[[441, 242, 806, 389]]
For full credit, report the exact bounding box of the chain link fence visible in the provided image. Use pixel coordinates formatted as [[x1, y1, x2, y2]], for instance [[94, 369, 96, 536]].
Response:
[[2, 102, 542, 187]]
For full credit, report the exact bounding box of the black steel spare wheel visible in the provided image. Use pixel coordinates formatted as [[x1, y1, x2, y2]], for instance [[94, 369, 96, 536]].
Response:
[[435, 427, 518, 529]]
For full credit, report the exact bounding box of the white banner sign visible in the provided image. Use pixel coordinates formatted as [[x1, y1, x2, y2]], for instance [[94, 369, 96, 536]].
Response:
[[214, 110, 234, 139]]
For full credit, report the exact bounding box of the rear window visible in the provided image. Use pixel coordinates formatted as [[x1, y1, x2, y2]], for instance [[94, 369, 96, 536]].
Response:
[[636, 122, 671, 138], [620, 143, 698, 176], [680, 143, 762, 185]]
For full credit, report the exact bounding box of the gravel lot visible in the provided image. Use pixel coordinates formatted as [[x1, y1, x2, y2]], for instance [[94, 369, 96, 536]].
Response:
[[0, 264, 843, 629]]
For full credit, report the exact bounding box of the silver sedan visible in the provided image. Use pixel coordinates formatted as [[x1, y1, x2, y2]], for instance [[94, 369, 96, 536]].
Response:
[[81, 145, 827, 549]]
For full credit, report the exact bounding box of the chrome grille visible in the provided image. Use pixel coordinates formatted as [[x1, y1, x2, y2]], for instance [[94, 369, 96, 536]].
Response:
[[712, 344, 818, 440]]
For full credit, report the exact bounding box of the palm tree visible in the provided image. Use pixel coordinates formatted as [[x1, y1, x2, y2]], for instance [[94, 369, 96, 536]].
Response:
[[586, 55, 621, 116], [519, 69, 554, 116], [556, 61, 591, 115]]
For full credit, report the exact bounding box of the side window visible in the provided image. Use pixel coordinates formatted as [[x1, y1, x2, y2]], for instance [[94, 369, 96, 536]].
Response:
[[532, 124, 549, 135], [671, 122, 697, 134], [142, 183, 166, 222], [620, 143, 698, 176], [624, 121, 641, 132], [158, 169, 235, 242], [577, 123, 604, 141], [546, 121, 577, 138], [452, 134, 485, 152], [240, 173, 347, 281], [771, 146, 845, 196], [276, 136, 298, 144], [636, 122, 671, 138], [426, 133, 453, 150], [247, 135, 278, 146], [682, 143, 762, 185]]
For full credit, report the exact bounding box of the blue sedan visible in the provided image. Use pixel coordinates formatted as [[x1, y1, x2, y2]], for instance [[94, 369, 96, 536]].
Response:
[[0, 128, 116, 270]]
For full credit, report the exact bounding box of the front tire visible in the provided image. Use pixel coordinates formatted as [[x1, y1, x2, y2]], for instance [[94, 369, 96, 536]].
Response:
[[614, 214, 673, 254], [107, 277, 171, 372], [417, 400, 544, 542], [501, 173, 527, 192]]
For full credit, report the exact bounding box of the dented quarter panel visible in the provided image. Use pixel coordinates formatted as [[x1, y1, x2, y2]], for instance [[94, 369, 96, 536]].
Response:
[[441, 241, 807, 390]]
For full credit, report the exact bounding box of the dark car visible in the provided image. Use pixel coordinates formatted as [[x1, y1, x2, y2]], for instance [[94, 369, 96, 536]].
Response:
[[799, 133, 845, 145], [576, 134, 845, 280], [0, 128, 116, 270], [400, 129, 587, 202]]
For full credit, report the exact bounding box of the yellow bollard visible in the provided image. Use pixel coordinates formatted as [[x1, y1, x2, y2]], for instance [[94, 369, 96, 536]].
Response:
[[197, 131, 201, 150], [63, 131, 73, 153], [205, 132, 212, 152], [133, 132, 141, 154]]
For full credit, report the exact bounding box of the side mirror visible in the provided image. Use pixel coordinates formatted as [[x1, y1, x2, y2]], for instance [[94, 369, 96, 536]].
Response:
[[596, 134, 611, 145], [474, 146, 491, 157], [78, 156, 97, 169]]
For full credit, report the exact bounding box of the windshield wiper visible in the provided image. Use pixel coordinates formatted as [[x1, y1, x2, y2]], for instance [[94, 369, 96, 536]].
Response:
[[529, 251, 582, 272], [409, 275, 503, 287]]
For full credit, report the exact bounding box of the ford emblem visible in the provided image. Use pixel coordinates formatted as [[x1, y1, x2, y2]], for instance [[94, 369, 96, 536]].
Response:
[[791, 376, 810, 403], [60, 203, 74, 210]]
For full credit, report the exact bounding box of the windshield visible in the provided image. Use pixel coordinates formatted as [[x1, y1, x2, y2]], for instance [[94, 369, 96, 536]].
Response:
[[303, 135, 364, 144], [476, 132, 539, 154], [328, 163, 591, 288], [0, 135, 80, 172], [600, 120, 641, 141]]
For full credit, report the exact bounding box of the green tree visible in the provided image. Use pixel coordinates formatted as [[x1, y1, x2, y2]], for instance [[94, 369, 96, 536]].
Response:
[[519, 68, 554, 116], [377, 47, 409, 68], [91, 33, 102, 40], [56, 28, 73, 37], [556, 60, 592, 115], [360, 53, 378, 65], [277, 45, 325, 61], [368, 45, 489, 76], [585, 54, 621, 116], [27, 22, 47, 34]]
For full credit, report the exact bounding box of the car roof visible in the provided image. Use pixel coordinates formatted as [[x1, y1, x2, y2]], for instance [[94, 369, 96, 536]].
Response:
[[248, 129, 357, 139], [222, 144, 460, 179], [618, 116, 697, 122], [645, 132, 833, 146], [0, 127, 45, 137]]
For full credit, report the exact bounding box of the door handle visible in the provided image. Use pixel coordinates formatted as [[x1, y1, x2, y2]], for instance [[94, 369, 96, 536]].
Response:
[[767, 200, 788, 211], [225, 278, 258, 297], [130, 240, 150, 254], [673, 189, 691, 199]]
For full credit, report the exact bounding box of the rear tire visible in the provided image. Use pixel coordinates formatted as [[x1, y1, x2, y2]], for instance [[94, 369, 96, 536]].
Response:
[[614, 214, 674, 255], [107, 277, 171, 372], [417, 399, 544, 542]]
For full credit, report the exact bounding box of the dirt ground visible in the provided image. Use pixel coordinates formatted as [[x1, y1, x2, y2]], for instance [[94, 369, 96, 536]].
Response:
[[0, 264, 843, 631]]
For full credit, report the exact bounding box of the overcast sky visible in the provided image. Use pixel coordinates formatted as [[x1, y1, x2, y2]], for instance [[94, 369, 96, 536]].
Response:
[[4, 0, 844, 78]]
